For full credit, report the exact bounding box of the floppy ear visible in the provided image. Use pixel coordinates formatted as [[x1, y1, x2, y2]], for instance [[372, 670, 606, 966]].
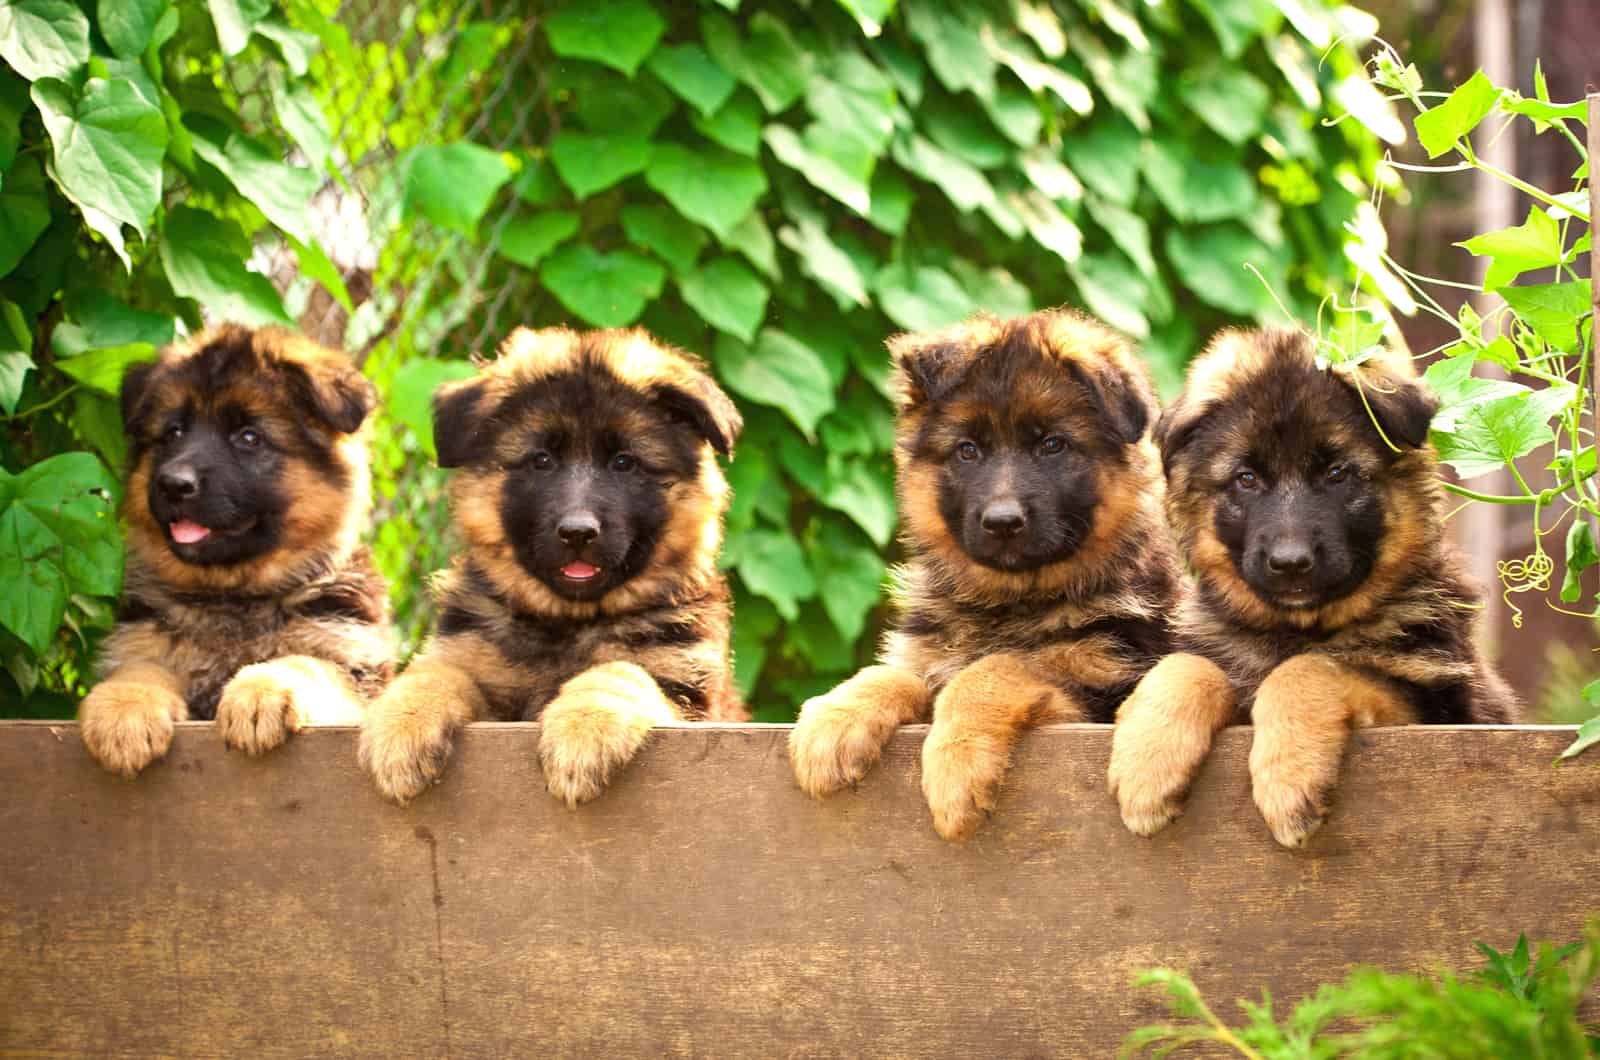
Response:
[[1354, 370, 1438, 450], [887, 333, 970, 410], [655, 372, 743, 456], [1064, 359, 1156, 445], [1153, 396, 1209, 470], [431, 376, 492, 468], [295, 356, 378, 434], [119, 360, 161, 438]]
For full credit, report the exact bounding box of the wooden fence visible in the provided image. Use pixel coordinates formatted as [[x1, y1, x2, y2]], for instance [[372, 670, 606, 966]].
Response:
[[2, 721, 1597, 1057]]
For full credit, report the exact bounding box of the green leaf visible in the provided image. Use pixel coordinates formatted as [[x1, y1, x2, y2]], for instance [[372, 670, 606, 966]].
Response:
[[32, 76, 167, 246], [732, 527, 815, 621], [807, 50, 898, 155], [1458, 207, 1567, 290], [159, 205, 292, 327], [71, 390, 125, 469], [1165, 225, 1279, 316], [1180, 63, 1270, 145], [1560, 520, 1598, 604], [701, 10, 808, 114], [403, 142, 511, 235], [0, 155, 51, 277], [1432, 385, 1574, 480], [1422, 353, 1529, 432], [192, 126, 320, 243], [984, 28, 1091, 113], [981, 79, 1043, 148], [1142, 138, 1256, 222], [1188, 0, 1276, 59], [822, 458, 895, 547], [548, 131, 651, 199], [288, 235, 354, 315], [496, 211, 580, 269], [866, 168, 913, 236], [0, 0, 89, 80], [1069, 253, 1150, 338], [1086, 196, 1157, 278], [904, 5, 993, 97], [0, 70, 27, 169], [560, 64, 675, 137], [729, 588, 778, 698], [921, 94, 1012, 168], [0, 349, 30, 414], [714, 329, 835, 437], [874, 262, 976, 332], [645, 143, 767, 240], [763, 124, 874, 217], [1500, 281, 1592, 353], [892, 133, 993, 212], [720, 208, 780, 281], [205, 0, 267, 55], [540, 244, 666, 327], [1062, 115, 1141, 207], [98, 0, 163, 58], [253, 18, 317, 77], [1558, 716, 1600, 761], [690, 88, 762, 155], [949, 260, 1033, 318], [779, 218, 871, 309], [16, 451, 122, 598], [512, 156, 564, 206], [647, 43, 735, 118], [620, 204, 707, 274], [544, 0, 665, 77], [388, 358, 476, 459], [0, 505, 66, 655], [1415, 70, 1500, 159], [270, 70, 333, 173], [677, 256, 768, 342], [55, 342, 156, 395], [51, 290, 174, 356], [833, 0, 895, 37], [1010, 189, 1083, 264]]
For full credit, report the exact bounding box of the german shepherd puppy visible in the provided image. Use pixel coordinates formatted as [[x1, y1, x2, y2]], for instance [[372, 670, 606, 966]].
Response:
[[1108, 328, 1519, 847], [359, 326, 745, 806], [789, 309, 1180, 840], [79, 326, 392, 777]]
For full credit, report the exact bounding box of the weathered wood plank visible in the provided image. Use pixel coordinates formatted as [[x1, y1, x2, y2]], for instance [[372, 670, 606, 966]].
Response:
[[1, 722, 1596, 1057]]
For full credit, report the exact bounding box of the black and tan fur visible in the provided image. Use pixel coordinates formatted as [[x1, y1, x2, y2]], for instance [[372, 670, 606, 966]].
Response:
[[789, 309, 1180, 840], [79, 326, 392, 777], [358, 326, 745, 807], [1108, 328, 1519, 847]]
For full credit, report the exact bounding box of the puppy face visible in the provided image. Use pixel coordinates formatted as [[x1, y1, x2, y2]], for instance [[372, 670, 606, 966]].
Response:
[[120, 326, 376, 590], [1160, 329, 1440, 625], [434, 327, 741, 614], [889, 310, 1159, 584]]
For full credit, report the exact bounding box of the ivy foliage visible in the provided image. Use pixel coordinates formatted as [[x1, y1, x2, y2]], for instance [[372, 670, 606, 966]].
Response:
[[0, 0, 347, 712], [369, 0, 1385, 719]]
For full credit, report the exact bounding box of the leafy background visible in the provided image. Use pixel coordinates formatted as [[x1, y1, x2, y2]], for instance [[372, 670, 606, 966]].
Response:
[[0, 0, 1387, 719]]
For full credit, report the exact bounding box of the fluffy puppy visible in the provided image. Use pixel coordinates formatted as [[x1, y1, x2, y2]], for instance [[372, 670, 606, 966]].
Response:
[[1108, 328, 1519, 847], [790, 309, 1180, 840], [359, 326, 745, 806], [79, 325, 391, 777]]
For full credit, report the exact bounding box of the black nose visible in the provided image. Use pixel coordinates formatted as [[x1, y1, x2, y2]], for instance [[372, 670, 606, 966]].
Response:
[[980, 500, 1026, 539], [1266, 541, 1315, 575], [157, 466, 200, 503], [557, 511, 600, 547]]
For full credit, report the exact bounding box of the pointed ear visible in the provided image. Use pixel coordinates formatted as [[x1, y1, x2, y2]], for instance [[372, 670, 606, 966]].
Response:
[[287, 353, 378, 434], [119, 360, 161, 438], [1063, 359, 1157, 445], [1355, 370, 1439, 449], [655, 372, 743, 456], [431, 376, 492, 468]]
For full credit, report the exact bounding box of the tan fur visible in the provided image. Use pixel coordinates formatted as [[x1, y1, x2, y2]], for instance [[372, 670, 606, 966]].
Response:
[[1107, 653, 1237, 835], [538, 661, 680, 807], [215, 655, 364, 756], [78, 662, 186, 778], [1249, 654, 1416, 847], [789, 665, 929, 798], [357, 649, 490, 804]]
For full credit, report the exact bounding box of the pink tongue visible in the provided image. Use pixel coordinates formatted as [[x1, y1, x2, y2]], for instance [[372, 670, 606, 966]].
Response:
[[170, 520, 211, 545], [562, 561, 599, 579]]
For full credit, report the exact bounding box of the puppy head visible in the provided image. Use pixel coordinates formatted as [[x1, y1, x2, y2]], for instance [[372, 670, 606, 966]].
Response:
[[888, 309, 1161, 598], [120, 325, 376, 592], [1159, 327, 1440, 629], [435, 326, 740, 616]]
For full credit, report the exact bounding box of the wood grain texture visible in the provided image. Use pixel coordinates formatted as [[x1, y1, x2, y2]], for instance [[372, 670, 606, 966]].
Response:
[[2, 721, 1597, 1057]]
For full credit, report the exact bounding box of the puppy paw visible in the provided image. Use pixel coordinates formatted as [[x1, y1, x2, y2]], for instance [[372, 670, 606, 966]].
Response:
[[539, 664, 661, 808], [79, 682, 181, 778], [1251, 767, 1334, 849], [216, 664, 301, 756], [1107, 731, 1200, 838], [790, 690, 897, 799], [359, 693, 460, 805], [920, 729, 1007, 842]]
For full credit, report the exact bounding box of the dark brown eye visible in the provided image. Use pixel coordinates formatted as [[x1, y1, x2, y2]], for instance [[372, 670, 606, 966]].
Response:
[[1326, 464, 1349, 484], [530, 451, 553, 470], [1234, 469, 1258, 490], [611, 452, 636, 472], [233, 427, 261, 449], [163, 424, 184, 442], [1039, 435, 1066, 456], [956, 440, 980, 462]]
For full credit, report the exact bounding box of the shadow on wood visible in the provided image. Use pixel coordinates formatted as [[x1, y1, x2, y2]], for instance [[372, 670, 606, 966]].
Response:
[[1, 721, 1597, 1056]]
